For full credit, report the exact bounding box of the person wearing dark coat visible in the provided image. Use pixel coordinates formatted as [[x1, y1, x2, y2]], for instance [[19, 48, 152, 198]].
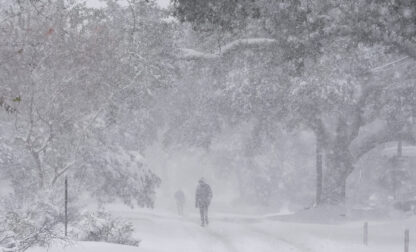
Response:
[[174, 189, 186, 216], [195, 177, 213, 226]]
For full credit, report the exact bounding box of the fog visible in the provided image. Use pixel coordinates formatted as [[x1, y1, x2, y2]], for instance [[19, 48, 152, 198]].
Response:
[[0, 0, 416, 251]]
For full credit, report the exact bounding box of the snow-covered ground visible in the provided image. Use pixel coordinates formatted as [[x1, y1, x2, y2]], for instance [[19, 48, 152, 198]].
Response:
[[28, 242, 141, 252], [27, 205, 415, 252]]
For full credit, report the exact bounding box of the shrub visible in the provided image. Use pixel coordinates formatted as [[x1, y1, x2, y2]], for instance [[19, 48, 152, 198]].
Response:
[[77, 211, 140, 247], [0, 199, 65, 252]]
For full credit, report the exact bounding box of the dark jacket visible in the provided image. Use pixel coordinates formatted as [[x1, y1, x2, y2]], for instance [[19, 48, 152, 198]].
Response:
[[195, 182, 212, 208]]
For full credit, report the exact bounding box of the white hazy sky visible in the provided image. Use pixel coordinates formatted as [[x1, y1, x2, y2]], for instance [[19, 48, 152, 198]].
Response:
[[84, 0, 170, 8]]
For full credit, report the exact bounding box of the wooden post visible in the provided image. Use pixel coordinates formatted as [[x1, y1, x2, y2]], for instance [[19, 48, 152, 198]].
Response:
[[405, 229, 409, 252], [315, 136, 323, 205], [398, 139, 403, 157], [363, 222, 368, 246], [65, 176, 68, 237]]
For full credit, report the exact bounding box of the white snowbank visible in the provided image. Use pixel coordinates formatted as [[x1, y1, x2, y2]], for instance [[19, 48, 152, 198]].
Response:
[[28, 241, 147, 252], [382, 145, 416, 157]]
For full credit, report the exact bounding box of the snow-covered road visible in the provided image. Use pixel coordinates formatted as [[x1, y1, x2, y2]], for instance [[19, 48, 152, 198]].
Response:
[[122, 209, 313, 252], [117, 208, 413, 252], [28, 207, 415, 252]]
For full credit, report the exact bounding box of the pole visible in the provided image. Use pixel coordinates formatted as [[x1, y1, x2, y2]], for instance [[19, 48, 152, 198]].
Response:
[[315, 136, 323, 205], [405, 229, 409, 252], [65, 176, 68, 237], [398, 139, 402, 157], [363, 222, 368, 246]]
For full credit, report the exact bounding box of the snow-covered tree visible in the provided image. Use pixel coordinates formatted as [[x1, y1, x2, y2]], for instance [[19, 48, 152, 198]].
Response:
[[0, 0, 178, 249], [172, 0, 416, 205]]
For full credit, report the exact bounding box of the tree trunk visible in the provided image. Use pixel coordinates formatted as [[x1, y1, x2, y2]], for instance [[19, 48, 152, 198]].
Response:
[[321, 146, 354, 205], [393, 140, 402, 199]]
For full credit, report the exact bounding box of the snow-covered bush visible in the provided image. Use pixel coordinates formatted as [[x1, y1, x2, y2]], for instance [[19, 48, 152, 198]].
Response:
[[0, 197, 66, 252], [78, 146, 161, 208], [76, 211, 140, 247], [0, 231, 17, 252]]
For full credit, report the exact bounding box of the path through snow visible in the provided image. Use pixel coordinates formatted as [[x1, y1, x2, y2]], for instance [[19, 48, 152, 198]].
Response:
[[28, 207, 416, 252], [118, 207, 415, 252]]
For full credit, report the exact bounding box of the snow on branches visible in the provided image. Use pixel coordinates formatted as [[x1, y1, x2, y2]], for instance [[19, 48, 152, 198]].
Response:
[[179, 38, 277, 60]]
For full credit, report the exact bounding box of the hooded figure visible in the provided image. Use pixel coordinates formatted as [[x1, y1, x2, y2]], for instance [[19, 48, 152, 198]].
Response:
[[174, 190, 186, 216], [195, 177, 213, 226]]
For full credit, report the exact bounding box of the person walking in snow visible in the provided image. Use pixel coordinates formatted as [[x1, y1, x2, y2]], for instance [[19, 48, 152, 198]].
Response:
[[174, 189, 186, 216], [195, 177, 212, 227]]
